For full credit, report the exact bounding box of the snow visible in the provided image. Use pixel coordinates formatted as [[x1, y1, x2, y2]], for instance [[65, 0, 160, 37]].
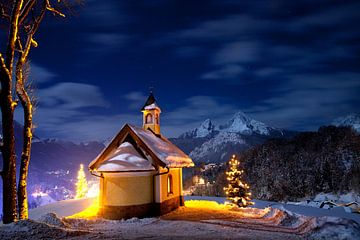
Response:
[[180, 111, 281, 139], [129, 125, 194, 168], [219, 111, 273, 135], [185, 196, 360, 224], [97, 142, 155, 171], [189, 131, 246, 160], [180, 119, 215, 138], [1, 196, 359, 239], [332, 113, 360, 133], [28, 198, 95, 220], [309, 216, 360, 240], [30, 191, 57, 206], [144, 102, 160, 110]]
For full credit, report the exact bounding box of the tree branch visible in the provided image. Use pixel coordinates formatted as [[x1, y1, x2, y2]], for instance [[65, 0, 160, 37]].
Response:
[[5, 0, 24, 73], [29, 0, 47, 35], [46, 0, 65, 17], [0, 53, 10, 78], [19, 0, 36, 25], [1, 3, 10, 20]]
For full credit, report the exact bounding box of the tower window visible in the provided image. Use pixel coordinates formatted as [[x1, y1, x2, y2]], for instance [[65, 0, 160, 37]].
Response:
[[155, 113, 159, 124], [145, 113, 153, 124], [167, 174, 173, 195]]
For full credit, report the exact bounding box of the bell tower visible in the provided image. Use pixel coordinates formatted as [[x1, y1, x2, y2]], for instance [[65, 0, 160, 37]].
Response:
[[141, 92, 161, 135]]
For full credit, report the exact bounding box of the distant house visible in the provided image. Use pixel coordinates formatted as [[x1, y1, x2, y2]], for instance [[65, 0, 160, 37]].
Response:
[[88, 92, 194, 220]]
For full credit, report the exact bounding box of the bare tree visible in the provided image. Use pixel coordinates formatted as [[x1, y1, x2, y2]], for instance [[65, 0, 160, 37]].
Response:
[[0, 0, 81, 223]]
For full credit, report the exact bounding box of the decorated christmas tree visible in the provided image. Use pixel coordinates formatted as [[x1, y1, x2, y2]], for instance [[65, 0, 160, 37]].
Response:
[[75, 164, 88, 199], [224, 155, 254, 207]]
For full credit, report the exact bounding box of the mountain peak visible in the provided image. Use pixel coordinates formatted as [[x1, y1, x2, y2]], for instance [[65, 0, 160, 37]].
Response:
[[232, 110, 250, 120], [179, 119, 216, 138], [219, 111, 273, 135], [332, 113, 360, 133]]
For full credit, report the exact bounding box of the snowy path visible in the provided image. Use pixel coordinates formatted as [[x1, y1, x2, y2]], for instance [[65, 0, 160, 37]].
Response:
[[186, 196, 360, 224]]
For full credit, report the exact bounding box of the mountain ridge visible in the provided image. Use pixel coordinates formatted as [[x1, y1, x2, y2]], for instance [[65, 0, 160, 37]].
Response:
[[172, 111, 295, 164]]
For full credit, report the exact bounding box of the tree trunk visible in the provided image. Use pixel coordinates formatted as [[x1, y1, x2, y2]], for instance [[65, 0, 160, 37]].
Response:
[[0, 0, 23, 223], [0, 71, 18, 224], [16, 61, 33, 220]]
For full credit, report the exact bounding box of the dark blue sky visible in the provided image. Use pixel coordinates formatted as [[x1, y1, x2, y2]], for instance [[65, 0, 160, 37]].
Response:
[[13, 0, 360, 141]]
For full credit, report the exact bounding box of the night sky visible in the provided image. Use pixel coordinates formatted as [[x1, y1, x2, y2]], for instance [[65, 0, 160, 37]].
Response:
[[12, 0, 360, 141]]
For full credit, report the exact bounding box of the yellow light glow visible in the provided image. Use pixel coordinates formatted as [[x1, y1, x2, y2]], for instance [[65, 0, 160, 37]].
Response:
[[185, 200, 227, 210], [67, 198, 99, 219]]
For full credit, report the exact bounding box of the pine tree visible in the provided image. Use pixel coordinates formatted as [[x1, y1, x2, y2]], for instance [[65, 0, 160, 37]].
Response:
[[224, 155, 254, 207], [75, 164, 88, 199]]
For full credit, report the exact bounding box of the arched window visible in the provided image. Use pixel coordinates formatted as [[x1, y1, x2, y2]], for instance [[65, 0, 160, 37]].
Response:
[[167, 174, 173, 195], [155, 113, 159, 124], [145, 113, 153, 124]]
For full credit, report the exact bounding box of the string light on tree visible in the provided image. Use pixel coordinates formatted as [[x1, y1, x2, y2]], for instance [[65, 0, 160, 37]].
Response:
[[75, 164, 88, 199], [224, 155, 254, 207]]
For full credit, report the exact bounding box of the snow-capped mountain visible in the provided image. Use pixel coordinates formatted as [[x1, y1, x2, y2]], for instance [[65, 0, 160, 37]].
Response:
[[218, 111, 281, 136], [172, 111, 293, 164], [332, 113, 360, 133], [179, 119, 216, 138], [179, 111, 283, 139]]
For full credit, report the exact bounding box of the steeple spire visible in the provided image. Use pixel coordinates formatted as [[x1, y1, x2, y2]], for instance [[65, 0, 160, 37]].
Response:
[[141, 92, 161, 135]]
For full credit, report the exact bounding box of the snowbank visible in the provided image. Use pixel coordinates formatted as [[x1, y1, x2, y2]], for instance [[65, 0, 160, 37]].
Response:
[[29, 197, 95, 220], [185, 196, 360, 224]]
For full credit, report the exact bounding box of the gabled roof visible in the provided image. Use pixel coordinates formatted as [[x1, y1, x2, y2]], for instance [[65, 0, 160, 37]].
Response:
[[89, 124, 194, 172], [141, 92, 160, 111], [96, 142, 156, 172]]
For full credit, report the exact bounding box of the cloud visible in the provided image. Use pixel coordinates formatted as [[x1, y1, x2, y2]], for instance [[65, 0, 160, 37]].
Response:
[[29, 64, 57, 83], [124, 91, 147, 110], [38, 82, 109, 109], [86, 33, 129, 52], [175, 15, 276, 41], [202, 64, 245, 80], [81, 0, 131, 27], [24, 82, 116, 141], [212, 41, 260, 65], [34, 113, 140, 142], [162, 95, 238, 137], [245, 72, 360, 130]]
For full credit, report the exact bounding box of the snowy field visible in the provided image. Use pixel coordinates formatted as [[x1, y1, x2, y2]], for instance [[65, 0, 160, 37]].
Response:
[[0, 196, 359, 239]]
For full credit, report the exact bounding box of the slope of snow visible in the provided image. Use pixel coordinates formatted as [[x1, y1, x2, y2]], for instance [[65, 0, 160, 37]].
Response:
[[28, 198, 95, 220], [189, 132, 246, 161], [332, 113, 360, 133], [179, 119, 215, 138], [30, 191, 57, 207]]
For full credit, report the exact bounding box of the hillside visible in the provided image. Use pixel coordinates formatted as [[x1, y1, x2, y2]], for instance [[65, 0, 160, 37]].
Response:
[[0, 121, 105, 214], [194, 126, 360, 202]]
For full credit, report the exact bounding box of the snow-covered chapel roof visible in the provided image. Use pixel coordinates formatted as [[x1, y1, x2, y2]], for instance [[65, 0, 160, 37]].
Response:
[[89, 124, 194, 172], [96, 142, 155, 172]]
